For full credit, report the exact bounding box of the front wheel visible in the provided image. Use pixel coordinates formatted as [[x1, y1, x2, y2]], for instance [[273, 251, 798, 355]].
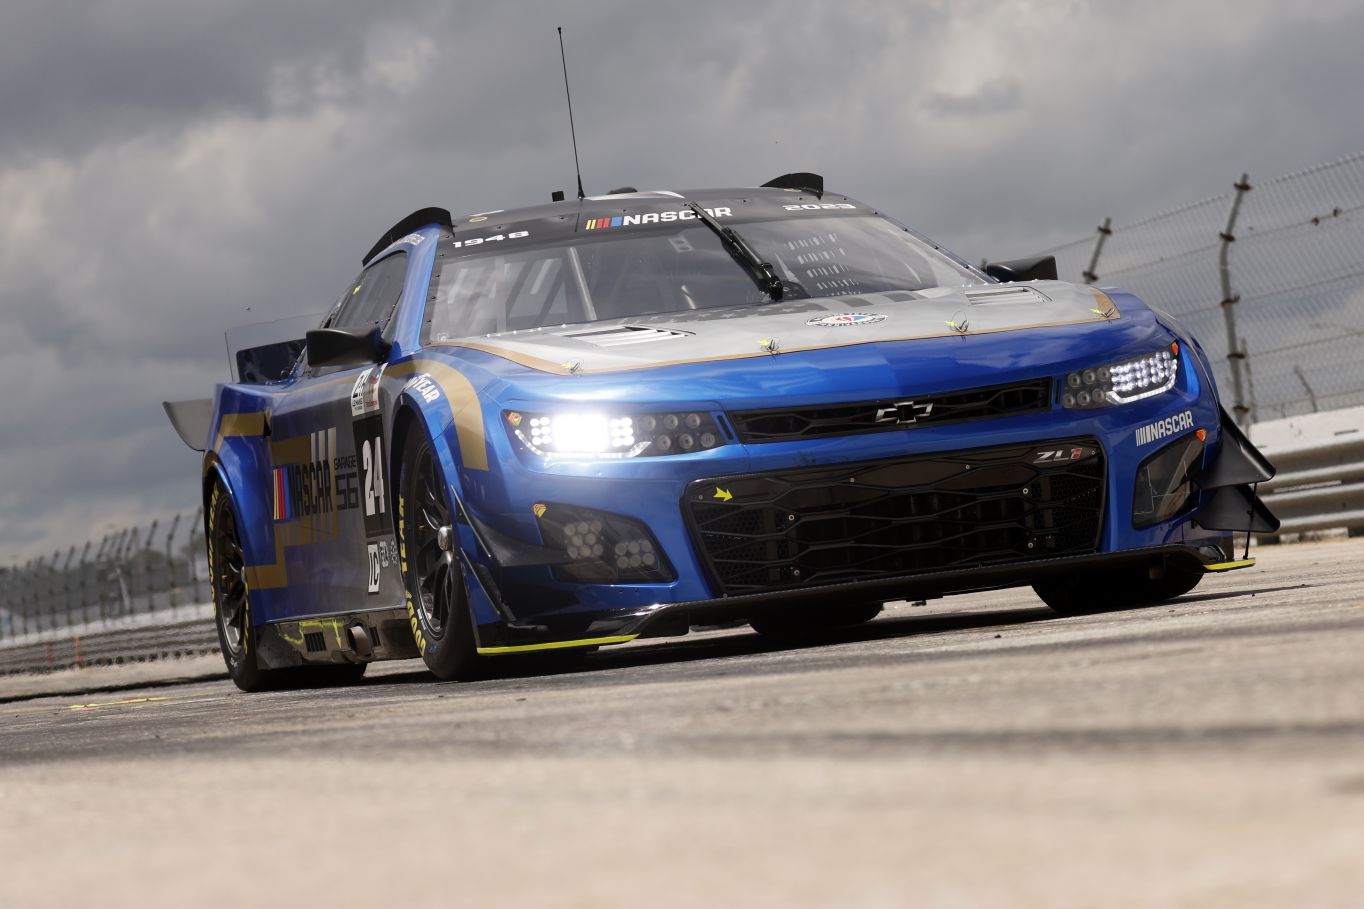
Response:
[[397, 433, 482, 682], [1033, 562, 1203, 615]]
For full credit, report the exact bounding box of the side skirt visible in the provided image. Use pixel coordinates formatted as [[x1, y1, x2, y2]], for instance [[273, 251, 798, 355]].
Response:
[[255, 606, 421, 669]]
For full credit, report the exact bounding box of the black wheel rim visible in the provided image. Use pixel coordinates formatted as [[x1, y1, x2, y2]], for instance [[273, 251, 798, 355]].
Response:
[[211, 500, 248, 659], [407, 445, 457, 639]]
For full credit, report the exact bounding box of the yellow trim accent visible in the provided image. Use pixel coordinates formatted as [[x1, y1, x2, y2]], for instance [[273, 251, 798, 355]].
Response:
[[68, 696, 174, 711], [1085, 292, 1118, 320], [476, 634, 638, 655], [1204, 558, 1256, 572]]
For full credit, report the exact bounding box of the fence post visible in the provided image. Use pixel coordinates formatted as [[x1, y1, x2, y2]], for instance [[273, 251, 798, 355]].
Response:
[[166, 513, 181, 612], [61, 546, 76, 631], [1082, 216, 1113, 284], [1218, 174, 1253, 427], [143, 519, 159, 613], [78, 540, 91, 625], [188, 506, 205, 603], [0, 568, 11, 640]]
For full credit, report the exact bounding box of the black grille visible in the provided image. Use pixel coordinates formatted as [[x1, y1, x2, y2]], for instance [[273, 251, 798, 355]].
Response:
[[304, 631, 326, 653], [729, 378, 1053, 444], [685, 439, 1105, 595]]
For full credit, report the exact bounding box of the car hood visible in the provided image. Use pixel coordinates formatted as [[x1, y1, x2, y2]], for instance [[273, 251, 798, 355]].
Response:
[[430, 281, 1118, 377]]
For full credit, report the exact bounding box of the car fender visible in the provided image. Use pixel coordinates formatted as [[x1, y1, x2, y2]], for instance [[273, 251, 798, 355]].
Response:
[[387, 367, 509, 633], [199, 387, 280, 582]]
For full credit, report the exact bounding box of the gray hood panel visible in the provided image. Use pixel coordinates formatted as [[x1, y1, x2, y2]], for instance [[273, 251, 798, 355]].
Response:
[[433, 281, 1117, 375]]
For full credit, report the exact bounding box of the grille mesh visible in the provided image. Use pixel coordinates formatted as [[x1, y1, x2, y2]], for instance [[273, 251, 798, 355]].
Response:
[[686, 439, 1105, 595]]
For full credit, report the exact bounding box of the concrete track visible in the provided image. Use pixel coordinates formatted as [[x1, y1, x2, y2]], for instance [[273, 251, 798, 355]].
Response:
[[2, 538, 1363, 908]]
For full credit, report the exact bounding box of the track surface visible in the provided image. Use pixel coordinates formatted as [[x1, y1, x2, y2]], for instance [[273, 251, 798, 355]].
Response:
[[3, 539, 1363, 908]]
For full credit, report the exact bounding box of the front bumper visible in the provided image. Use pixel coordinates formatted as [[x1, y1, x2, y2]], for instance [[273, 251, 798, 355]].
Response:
[[470, 541, 1245, 653], [459, 382, 1275, 653]]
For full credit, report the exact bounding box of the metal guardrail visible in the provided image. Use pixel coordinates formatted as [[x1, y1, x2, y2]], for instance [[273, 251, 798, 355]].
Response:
[[1252, 404, 1364, 536], [0, 616, 219, 676]]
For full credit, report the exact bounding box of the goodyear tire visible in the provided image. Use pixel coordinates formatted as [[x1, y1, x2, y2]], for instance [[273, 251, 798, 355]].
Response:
[[397, 432, 481, 682], [1033, 562, 1203, 615], [207, 479, 275, 692], [749, 601, 883, 638]]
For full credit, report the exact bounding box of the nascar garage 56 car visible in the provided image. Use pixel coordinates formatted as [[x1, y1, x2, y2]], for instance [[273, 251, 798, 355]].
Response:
[[165, 173, 1278, 691]]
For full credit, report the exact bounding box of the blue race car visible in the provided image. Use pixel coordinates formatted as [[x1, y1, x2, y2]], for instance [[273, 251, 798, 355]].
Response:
[[165, 173, 1278, 690]]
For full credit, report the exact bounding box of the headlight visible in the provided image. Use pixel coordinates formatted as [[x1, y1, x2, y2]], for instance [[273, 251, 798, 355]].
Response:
[[1063, 343, 1180, 409], [506, 410, 724, 458]]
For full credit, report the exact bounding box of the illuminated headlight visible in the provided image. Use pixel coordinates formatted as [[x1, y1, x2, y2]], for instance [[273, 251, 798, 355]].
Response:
[[506, 410, 723, 459], [1063, 344, 1180, 409]]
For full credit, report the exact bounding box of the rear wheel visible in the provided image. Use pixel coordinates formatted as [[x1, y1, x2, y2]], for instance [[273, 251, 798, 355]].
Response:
[[749, 601, 883, 639], [208, 480, 275, 692], [209, 481, 370, 691], [397, 433, 481, 681], [1033, 562, 1203, 615]]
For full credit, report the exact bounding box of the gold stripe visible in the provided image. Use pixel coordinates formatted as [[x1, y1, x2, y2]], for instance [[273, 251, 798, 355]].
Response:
[[430, 307, 1124, 377], [213, 412, 266, 452], [243, 533, 288, 590], [1090, 287, 1121, 316], [390, 360, 488, 470], [1203, 558, 1256, 573], [476, 634, 638, 655]]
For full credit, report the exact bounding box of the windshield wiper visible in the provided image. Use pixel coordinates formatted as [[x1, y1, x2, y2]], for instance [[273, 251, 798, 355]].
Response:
[[686, 202, 785, 301]]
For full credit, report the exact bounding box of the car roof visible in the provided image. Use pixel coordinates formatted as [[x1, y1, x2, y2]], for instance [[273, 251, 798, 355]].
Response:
[[363, 185, 866, 265]]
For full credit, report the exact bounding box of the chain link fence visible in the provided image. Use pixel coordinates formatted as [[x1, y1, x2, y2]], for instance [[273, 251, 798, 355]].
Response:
[[1034, 151, 1364, 423], [0, 509, 208, 642]]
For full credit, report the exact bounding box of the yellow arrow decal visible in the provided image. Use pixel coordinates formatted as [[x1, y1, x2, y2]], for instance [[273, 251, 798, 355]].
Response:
[[713, 487, 733, 502]]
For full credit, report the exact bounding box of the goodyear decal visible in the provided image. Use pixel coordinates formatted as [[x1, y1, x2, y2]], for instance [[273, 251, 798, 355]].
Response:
[[398, 491, 427, 657]]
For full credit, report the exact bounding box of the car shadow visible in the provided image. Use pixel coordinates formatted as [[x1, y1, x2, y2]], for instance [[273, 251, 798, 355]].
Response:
[[365, 604, 1062, 687], [363, 581, 1317, 689]]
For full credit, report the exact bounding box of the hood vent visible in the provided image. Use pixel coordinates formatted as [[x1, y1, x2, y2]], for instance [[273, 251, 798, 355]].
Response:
[[963, 286, 1051, 305], [557, 325, 693, 348]]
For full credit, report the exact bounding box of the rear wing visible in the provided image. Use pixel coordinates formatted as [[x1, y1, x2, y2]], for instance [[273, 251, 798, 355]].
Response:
[[163, 399, 214, 452]]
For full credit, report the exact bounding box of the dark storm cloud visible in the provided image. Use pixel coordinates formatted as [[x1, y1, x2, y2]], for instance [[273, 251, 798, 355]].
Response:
[[3, 0, 1364, 561]]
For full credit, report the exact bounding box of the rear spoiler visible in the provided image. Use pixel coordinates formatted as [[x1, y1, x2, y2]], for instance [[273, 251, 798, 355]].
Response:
[[163, 399, 213, 452], [761, 172, 824, 197]]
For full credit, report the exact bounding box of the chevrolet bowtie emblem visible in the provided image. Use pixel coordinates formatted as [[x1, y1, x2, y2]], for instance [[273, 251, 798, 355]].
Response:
[[874, 401, 935, 425], [713, 487, 733, 502]]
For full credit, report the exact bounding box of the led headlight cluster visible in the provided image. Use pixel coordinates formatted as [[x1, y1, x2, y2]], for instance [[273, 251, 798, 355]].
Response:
[[1064, 344, 1180, 409], [506, 410, 723, 459]]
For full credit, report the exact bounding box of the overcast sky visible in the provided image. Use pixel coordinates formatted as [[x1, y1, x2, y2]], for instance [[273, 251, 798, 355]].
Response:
[[4, 0, 1364, 564]]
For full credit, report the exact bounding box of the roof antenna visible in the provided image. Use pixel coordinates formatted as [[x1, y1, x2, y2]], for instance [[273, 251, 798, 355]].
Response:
[[557, 27, 586, 200]]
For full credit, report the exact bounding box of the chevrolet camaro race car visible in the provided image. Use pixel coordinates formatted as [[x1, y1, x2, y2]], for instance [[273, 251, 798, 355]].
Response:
[[165, 173, 1279, 691]]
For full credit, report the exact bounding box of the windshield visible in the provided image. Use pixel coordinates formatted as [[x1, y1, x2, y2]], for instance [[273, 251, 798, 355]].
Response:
[[426, 215, 981, 340]]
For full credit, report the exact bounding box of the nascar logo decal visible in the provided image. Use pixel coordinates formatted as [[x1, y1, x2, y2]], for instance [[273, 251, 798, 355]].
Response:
[[1135, 410, 1195, 446], [806, 313, 887, 327], [584, 207, 733, 230]]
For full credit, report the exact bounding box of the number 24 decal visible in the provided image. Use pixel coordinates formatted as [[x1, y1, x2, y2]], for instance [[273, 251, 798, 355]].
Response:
[[361, 436, 386, 516]]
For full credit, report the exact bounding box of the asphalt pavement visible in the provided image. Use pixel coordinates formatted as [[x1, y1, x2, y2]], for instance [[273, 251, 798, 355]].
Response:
[[2, 538, 1363, 908]]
